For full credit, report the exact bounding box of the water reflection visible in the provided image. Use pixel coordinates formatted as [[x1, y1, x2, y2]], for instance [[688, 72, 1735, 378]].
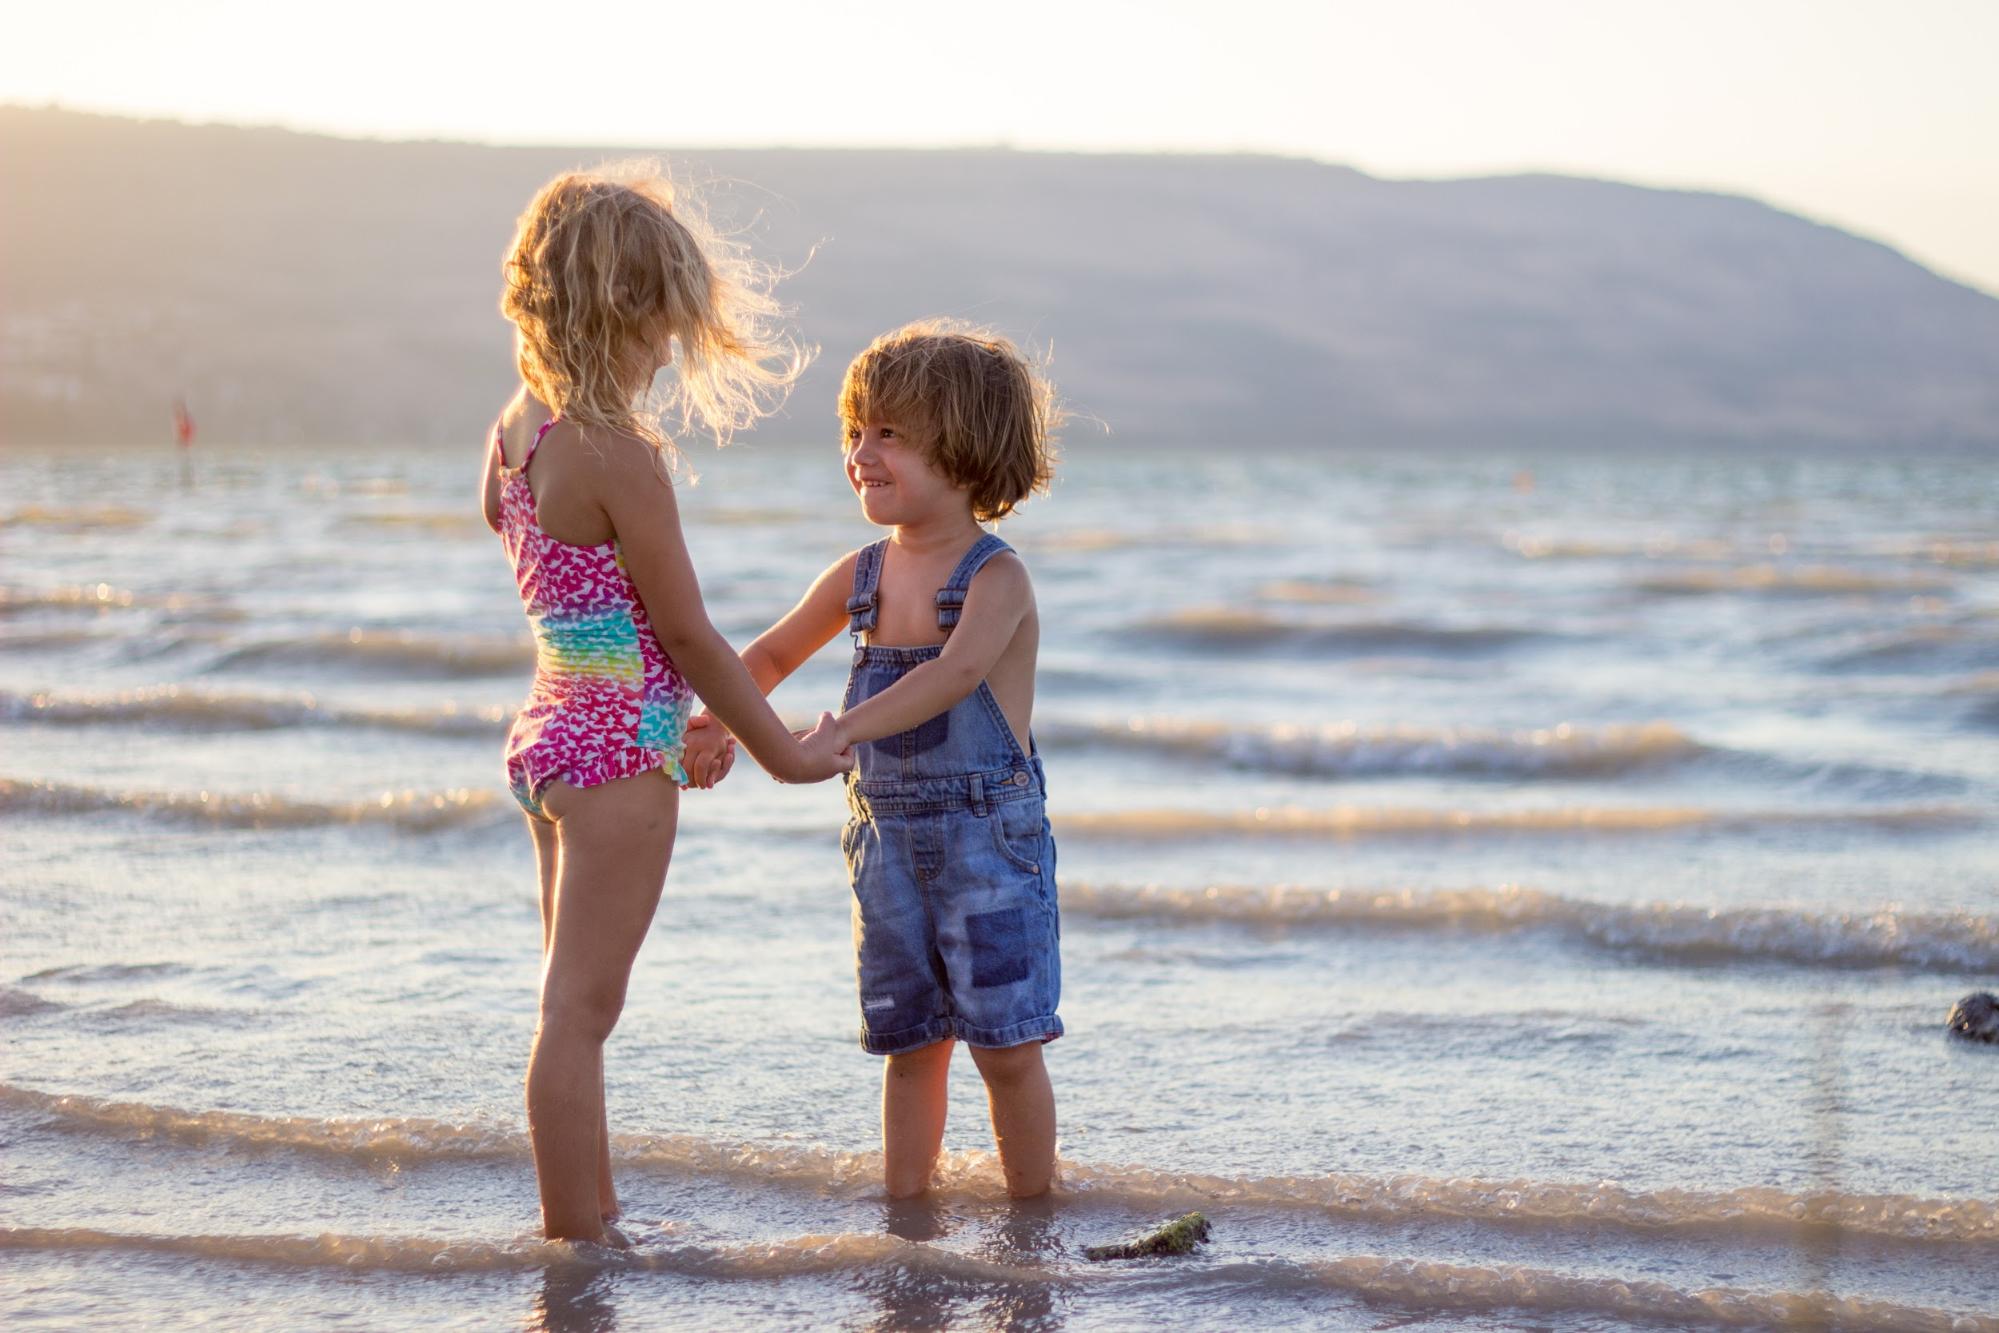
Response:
[[862, 1195, 1067, 1332], [527, 1263, 620, 1333]]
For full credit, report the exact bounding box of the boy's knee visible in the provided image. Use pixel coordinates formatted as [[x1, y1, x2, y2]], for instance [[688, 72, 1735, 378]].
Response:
[[969, 1041, 1043, 1087]]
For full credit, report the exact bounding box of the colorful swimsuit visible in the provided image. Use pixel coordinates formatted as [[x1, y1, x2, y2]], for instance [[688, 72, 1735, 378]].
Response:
[[496, 419, 691, 817]]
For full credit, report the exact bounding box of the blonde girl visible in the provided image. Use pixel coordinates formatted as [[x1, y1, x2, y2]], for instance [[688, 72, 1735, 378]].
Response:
[[480, 163, 849, 1243]]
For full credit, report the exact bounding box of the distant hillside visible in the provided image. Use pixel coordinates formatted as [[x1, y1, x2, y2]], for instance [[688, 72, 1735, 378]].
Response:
[[3, 107, 1997, 449]]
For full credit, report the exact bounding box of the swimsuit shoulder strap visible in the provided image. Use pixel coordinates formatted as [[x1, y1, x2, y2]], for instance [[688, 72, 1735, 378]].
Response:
[[518, 418, 559, 474], [846, 538, 890, 638], [935, 533, 1013, 631]]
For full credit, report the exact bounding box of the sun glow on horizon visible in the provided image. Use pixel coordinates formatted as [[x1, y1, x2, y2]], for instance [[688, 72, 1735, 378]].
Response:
[[4, 0, 1997, 294]]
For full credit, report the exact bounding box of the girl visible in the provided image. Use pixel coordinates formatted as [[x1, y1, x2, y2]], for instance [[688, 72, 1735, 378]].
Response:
[[480, 164, 850, 1244]]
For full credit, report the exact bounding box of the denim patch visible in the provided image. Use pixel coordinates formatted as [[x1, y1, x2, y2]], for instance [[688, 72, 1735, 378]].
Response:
[[968, 907, 1032, 987], [909, 710, 950, 754]]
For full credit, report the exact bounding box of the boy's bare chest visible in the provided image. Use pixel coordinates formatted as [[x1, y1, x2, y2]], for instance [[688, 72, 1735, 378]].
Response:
[[867, 556, 960, 647]]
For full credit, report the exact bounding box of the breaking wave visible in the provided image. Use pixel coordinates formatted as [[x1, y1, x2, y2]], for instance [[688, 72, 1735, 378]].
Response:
[[1058, 883, 1999, 971], [1636, 565, 1949, 597], [209, 630, 533, 678], [1131, 609, 1541, 655], [0, 583, 229, 616], [0, 777, 502, 832], [1036, 717, 1702, 779], [6, 1085, 1993, 1249], [1056, 803, 1975, 841], [0, 505, 151, 531], [0, 686, 505, 737]]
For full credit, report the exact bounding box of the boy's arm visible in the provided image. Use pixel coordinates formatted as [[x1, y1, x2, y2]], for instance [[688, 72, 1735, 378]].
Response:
[[833, 555, 1032, 748], [738, 552, 861, 694]]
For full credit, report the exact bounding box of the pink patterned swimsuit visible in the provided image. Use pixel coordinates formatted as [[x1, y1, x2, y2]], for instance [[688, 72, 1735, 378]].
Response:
[[497, 420, 692, 817]]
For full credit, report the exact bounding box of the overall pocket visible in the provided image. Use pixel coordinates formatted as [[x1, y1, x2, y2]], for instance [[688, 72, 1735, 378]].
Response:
[[987, 797, 1046, 876]]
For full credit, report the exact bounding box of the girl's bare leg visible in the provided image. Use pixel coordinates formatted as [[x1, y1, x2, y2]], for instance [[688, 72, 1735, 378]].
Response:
[[881, 1037, 954, 1198], [967, 1042, 1056, 1198], [526, 770, 677, 1241], [529, 815, 621, 1222]]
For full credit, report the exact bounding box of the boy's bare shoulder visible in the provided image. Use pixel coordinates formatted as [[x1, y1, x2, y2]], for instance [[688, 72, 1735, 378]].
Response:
[[970, 549, 1034, 600]]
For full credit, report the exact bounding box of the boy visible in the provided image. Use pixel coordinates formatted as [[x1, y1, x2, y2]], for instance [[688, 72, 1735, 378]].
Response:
[[717, 320, 1062, 1197]]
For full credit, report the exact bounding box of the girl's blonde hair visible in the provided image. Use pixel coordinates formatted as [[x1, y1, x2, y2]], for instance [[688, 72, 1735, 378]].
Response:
[[839, 320, 1060, 522], [501, 161, 803, 454]]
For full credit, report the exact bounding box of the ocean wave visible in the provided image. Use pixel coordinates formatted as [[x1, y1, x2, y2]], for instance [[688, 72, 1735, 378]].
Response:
[[0, 505, 151, 531], [0, 686, 505, 737], [0, 584, 225, 617], [338, 511, 489, 536], [1036, 717, 1701, 779], [1058, 883, 1999, 971], [1636, 565, 1951, 597], [1883, 538, 1999, 569], [1254, 578, 1376, 605], [0, 986, 65, 1018], [1030, 525, 1274, 554], [210, 630, 533, 678], [0, 777, 503, 832], [1276, 1254, 1994, 1333], [0, 1224, 1040, 1283], [1818, 625, 1999, 675], [0, 1226, 1989, 1330], [1131, 608, 1541, 655], [1056, 803, 1975, 841], [7, 1085, 1993, 1249], [1501, 533, 1739, 562]]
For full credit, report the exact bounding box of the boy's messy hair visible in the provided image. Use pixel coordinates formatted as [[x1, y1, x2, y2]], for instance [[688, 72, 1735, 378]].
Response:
[[501, 160, 804, 454], [838, 320, 1060, 521]]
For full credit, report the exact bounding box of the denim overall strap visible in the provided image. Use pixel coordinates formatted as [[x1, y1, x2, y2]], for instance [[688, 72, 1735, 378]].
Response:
[[935, 534, 1013, 632], [846, 539, 889, 641]]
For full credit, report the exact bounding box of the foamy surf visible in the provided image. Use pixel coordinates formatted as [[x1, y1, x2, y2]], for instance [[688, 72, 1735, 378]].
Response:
[[8, 1086, 1992, 1248], [1058, 882, 1999, 971], [0, 777, 502, 832], [1036, 717, 1702, 779]]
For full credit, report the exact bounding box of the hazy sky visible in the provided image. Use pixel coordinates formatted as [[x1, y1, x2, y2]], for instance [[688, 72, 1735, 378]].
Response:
[[8, 0, 1997, 294]]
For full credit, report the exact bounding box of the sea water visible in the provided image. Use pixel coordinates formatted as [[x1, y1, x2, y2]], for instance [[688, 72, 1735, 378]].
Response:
[[1, 440, 1995, 1330]]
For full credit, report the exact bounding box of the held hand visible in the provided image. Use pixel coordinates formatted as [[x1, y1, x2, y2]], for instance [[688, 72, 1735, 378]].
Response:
[[783, 710, 853, 783], [679, 713, 738, 790]]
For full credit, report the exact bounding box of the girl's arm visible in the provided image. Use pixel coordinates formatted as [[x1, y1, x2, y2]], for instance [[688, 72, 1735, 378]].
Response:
[[594, 438, 848, 783], [478, 430, 504, 534], [833, 555, 1033, 747], [738, 552, 861, 694]]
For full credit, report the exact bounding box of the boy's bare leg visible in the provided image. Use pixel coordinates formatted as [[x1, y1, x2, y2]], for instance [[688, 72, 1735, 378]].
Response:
[[882, 1038, 954, 1197], [531, 816, 621, 1223], [967, 1042, 1055, 1198], [526, 772, 676, 1241]]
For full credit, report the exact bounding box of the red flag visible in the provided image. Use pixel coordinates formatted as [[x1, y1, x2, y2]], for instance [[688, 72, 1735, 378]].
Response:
[[173, 398, 196, 448]]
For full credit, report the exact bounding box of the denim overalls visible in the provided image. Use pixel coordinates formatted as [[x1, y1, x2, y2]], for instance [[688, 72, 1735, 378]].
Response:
[[840, 533, 1062, 1055]]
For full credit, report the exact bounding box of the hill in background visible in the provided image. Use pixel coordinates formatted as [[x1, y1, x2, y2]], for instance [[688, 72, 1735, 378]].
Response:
[[4, 108, 1997, 450]]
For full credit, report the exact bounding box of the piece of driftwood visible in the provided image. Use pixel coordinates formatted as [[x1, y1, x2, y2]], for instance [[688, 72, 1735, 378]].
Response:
[[1948, 992, 1999, 1043], [1083, 1211, 1211, 1261]]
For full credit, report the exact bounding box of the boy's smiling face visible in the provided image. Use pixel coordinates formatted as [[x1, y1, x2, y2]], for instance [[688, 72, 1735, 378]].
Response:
[[844, 419, 970, 527]]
